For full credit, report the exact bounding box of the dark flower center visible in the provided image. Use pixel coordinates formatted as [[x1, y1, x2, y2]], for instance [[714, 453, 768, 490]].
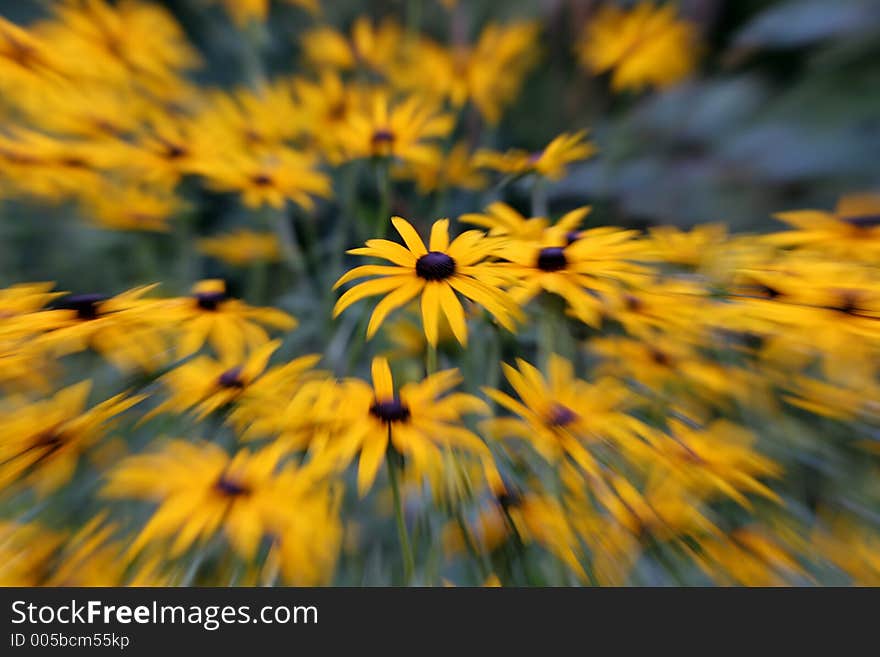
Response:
[[565, 231, 581, 245], [163, 144, 187, 160], [195, 291, 227, 311], [59, 294, 107, 320], [547, 403, 578, 428], [415, 251, 456, 281], [251, 173, 273, 187], [536, 247, 568, 272], [215, 475, 251, 497], [829, 291, 861, 315], [842, 214, 880, 229], [649, 348, 673, 367], [218, 367, 245, 388], [371, 129, 395, 145], [370, 397, 411, 424], [496, 488, 522, 511]]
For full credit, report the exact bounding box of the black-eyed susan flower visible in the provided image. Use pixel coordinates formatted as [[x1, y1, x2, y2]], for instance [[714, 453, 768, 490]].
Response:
[[197, 229, 282, 266], [165, 279, 296, 363], [301, 17, 402, 74], [483, 355, 650, 474], [336, 91, 454, 167], [693, 527, 803, 586], [148, 340, 320, 421], [767, 193, 880, 261], [39, 286, 170, 372], [496, 225, 649, 326], [461, 202, 591, 242], [474, 131, 596, 181], [393, 141, 488, 193], [198, 147, 331, 210], [0, 381, 142, 494], [390, 21, 540, 124], [103, 440, 341, 567], [333, 216, 521, 346], [576, 2, 699, 92], [323, 357, 497, 495]]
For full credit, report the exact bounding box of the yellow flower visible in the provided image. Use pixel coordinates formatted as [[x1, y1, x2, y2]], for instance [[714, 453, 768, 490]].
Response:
[[301, 17, 402, 74], [461, 202, 590, 242], [104, 440, 341, 569], [812, 514, 880, 585], [324, 357, 497, 495], [197, 147, 331, 210], [647, 223, 728, 269], [0, 381, 142, 495], [194, 82, 303, 153], [214, 0, 318, 26], [333, 216, 521, 346], [0, 521, 64, 585], [577, 2, 699, 92], [694, 527, 803, 586], [292, 71, 368, 162], [646, 419, 782, 508], [474, 131, 597, 181], [164, 279, 297, 363], [393, 141, 488, 193], [198, 230, 282, 266], [482, 355, 650, 474], [36, 0, 201, 92], [79, 181, 185, 233], [149, 340, 319, 421], [496, 224, 648, 326], [336, 91, 454, 166], [767, 193, 880, 261], [39, 286, 170, 372], [391, 22, 540, 124]]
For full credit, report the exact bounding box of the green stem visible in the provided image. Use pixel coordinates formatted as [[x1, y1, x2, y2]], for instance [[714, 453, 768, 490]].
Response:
[[373, 159, 391, 239], [275, 207, 306, 278], [530, 177, 548, 218], [426, 343, 438, 376], [387, 448, 415, 584]]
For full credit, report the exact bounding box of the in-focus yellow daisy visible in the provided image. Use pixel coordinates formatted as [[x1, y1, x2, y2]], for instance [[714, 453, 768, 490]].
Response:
[[324, 357, 498, 495], [104, 440, 340, 568], [198, 229, 282, 266], [474, 131, 596, 181], [0, 381, 142, 494], [577, 2, 699, 92], [165, 279, 297, 363], [333, 216, 521, 345]]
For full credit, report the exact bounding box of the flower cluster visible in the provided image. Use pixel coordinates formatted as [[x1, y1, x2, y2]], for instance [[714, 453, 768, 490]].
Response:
[[1, 0, 878, 587]]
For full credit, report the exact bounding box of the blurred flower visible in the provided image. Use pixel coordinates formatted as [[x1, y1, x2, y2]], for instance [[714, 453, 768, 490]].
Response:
[[164, 279, 297, 363], [213, 0, 318, 26], [693, 527, 803, 586], [301, 17, 402, 74], [768, 193, 880, 261], [198, 147, 331, 210], [577, 2, 699, 92], [461, 203, 590, 242], [0, 381, 142, 495], [483, 355, 649, 474], [198, 230, 282, 266], [323, 357, 496, 495], [496, 224, 648, 326], [474, 131, 596, 181], [336, 91, 454, 167], [393, 141, 488, 193], [104, 440, 340, 569], [333, 217, 521, 345]]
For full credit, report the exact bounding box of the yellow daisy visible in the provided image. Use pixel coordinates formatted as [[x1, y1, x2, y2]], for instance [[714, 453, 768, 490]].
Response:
[[333, 216, 521, 346]]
